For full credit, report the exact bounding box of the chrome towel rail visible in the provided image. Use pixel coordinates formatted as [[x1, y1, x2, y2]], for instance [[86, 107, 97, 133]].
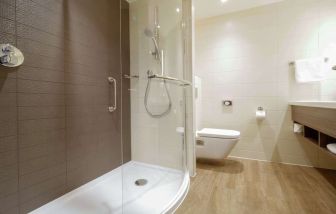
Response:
[[148, 74, 191, 86], [289, 57, 335, 71], [123, 73, 191, 86], [289, 57, 328, 66]]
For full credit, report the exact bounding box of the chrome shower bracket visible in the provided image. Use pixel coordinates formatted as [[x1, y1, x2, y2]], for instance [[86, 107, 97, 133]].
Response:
[[0, 44, 24, 68], [147, 70, 155, 78]]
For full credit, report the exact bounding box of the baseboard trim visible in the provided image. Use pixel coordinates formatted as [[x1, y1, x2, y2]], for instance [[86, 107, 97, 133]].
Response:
[[228, 155, 316, 168]]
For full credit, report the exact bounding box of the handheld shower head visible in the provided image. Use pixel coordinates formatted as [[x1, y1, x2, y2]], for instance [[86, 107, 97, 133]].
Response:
[[144, 28, 161, 61]]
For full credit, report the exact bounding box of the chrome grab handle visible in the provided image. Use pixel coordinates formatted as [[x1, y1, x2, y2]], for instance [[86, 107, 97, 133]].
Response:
[[108, 77, 117, 113]]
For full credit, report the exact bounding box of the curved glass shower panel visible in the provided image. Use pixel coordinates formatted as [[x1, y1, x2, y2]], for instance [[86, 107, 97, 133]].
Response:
[[122, 0, 189, 213]]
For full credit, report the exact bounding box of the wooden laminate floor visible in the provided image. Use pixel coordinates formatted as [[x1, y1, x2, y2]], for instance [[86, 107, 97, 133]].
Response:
[[176, 158, 336, 214]]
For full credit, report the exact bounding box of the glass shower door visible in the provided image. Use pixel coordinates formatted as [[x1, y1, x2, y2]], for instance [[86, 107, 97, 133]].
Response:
[[121, 0, 189, 213]]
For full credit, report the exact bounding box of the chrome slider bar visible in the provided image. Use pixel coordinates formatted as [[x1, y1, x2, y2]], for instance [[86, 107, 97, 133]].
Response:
[[124, 74, 139, 79], [148, 74, 191, 86], [289, 57, 328, 66]]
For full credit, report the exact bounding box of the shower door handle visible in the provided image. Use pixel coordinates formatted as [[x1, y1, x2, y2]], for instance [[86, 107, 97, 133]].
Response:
[[108, 77, 117, 113]]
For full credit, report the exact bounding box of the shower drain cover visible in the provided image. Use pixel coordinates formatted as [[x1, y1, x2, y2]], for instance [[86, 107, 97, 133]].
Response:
[[135, 179, 148, 186]]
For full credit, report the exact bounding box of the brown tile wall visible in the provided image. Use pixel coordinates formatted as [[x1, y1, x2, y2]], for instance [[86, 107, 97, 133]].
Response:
[[0, 0, 130, 213]]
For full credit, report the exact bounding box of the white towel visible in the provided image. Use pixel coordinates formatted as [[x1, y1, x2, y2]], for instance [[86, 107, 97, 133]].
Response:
[[294, 57, 327, 83]]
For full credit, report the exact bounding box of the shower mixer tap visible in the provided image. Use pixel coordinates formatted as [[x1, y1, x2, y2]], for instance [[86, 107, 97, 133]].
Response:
[[0, 44, 24, 68]]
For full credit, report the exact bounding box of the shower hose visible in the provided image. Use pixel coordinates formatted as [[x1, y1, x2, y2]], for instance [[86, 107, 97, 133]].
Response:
[[144, 74, 172, 118]]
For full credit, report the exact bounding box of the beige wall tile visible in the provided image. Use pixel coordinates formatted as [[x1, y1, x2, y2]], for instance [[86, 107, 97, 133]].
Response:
[[196, 0, 336, 169]]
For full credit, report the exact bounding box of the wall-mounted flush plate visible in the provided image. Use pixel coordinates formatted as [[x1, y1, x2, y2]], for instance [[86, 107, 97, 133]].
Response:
[[223, 100, 233, 106], [0, 44, 24, 68]]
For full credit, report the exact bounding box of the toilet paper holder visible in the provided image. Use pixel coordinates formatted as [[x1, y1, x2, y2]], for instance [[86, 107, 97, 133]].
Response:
[[256, 106, 266, 120]]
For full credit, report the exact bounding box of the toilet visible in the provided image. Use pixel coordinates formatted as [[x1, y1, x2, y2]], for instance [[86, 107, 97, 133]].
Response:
[[196, 128, 240, 159], [194, 76, 240, 159]]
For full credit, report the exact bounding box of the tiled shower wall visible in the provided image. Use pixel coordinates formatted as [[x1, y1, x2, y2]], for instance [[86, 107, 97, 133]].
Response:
[[195, 0, 336, 169], [0, 0, 130, 213], [129, 0, 185, 169]]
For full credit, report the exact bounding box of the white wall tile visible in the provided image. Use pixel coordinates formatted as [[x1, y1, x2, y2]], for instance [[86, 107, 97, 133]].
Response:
[[129, 0, 187, 170]]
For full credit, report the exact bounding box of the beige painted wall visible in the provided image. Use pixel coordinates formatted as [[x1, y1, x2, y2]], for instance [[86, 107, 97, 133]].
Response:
[[195, 0, 336, 169]]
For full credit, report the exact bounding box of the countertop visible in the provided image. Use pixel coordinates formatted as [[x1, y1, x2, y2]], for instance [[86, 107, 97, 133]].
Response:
[[289, 101, 336, 109]]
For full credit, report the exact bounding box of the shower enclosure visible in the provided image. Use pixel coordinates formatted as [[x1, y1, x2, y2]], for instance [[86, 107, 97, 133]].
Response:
[[0, 0, 190, 213], [123, 0, 190, 212]]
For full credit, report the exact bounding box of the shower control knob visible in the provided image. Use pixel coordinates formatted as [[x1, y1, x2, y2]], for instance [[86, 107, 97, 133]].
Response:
[[0, 44, 24, 68], [0, 55, 10, 64], [2, 44, 13, 53], [1, 54, 19, 66]]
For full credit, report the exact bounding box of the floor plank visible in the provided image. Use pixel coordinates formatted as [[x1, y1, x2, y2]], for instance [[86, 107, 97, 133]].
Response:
[[176, 158, 336, 214]]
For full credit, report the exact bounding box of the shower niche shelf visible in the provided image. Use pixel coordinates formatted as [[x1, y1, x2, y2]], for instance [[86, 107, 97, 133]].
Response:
[[291, 105, 336, 158]]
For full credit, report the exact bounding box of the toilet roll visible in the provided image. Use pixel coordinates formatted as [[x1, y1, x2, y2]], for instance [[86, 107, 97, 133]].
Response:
[[256, 108, 266, 120], [293, 123, 303, 133]]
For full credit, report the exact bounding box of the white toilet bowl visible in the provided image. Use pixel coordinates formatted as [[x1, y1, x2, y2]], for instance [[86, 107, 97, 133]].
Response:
[[196, 128, 240, 159]]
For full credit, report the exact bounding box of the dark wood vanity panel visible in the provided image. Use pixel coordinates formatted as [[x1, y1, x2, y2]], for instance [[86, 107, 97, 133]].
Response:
[[292, 106, 336, 139], [291, 105, 336, 159]]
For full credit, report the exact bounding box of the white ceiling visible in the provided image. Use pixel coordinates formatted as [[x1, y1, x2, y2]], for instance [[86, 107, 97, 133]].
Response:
[[194, 0, 283, 20]]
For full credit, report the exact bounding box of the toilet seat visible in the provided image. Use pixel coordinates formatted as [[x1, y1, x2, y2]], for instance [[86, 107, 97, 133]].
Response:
[[197, 128, 240, 139]]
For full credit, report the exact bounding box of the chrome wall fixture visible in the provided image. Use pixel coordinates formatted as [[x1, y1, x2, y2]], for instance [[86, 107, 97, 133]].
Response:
[[124, 74, 139, 79], [0, 44, 24, 67], [289, 57, 336, 71], [147, 71, 191, 87], [289, 57, 329, 66], [108, 76, 117, 113], [223, 100, 233, 106]]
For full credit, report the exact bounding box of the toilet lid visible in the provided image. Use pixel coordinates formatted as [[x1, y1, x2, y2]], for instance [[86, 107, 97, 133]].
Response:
[[197, 128, 240, 139]]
